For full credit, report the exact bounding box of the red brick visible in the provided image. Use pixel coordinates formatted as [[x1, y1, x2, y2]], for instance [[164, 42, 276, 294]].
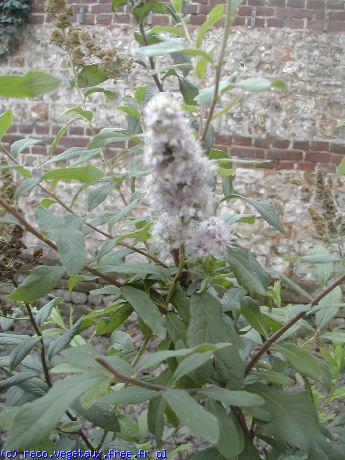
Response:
[[247, 0, 267, 5], [20, 124, 35, 134], [69, 127, 85, 136], [35, 124, 50, 135], [305, 152, 332, 163], [267, 148, 303, 161], [287, 0, 306, 7], [233, 16, 246, 26], [152, 15, 170, 25], [31, 145, 49, 155], [329, 142, 345, 154], [330, 11, 345, 20], [2, 134, 23, 144], [310, 141, 329, 151], [306, 0, 323, 7], [254, 137, 272, 148], [96, 15, 112, 24], [272, 138, 290, 148], [52, 126, 64, 135], [60, 137, 89, 148], [190, 14, 207, 25], [330, 153, 345, 165], [274, 161, 296, 170], [113, 14, 131, 24], [233, 136, 252, 146], [329, 21, 345, 32], [292, 139, 310, 150], [91, 4, 114, 13], [254, 17, 266, 27], [271, 0, 286, 6], [283, 18, 305, 28], [231, 147, 256, 158], [307, 20, 323, 31], [298, 162, 316, 171], [238, 5, 253, 15], [267, 18, 285, 27], [326, 0, 345, 9], [256, 7, 275, 16], [216, 135, 232, 145], [254, 148, 267, 159], [184, 4, 199, 14], [83, 14, 96, 25], [7, 124, 18, 134]]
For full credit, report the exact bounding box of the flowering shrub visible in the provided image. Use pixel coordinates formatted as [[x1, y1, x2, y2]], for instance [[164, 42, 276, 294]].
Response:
[[1, 0, 345, 458]]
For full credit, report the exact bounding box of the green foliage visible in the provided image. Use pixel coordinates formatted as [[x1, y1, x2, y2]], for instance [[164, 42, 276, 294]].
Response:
[[0, 0, 31, 61], [1, 0, 345, 457]]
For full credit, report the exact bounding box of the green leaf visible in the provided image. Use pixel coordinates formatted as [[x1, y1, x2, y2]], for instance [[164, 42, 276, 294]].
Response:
[[64, 106, 93, 123], [234, 77, 287, 92], [112, 0, 128, 9], [227, 246, 270, 297], [337, 158, 345, 175], [76, 64, 108, 88], [6, 373, 106, 449], [0, 110, 13, 142], [250, 384, 345, 459], [136, 348, 191, 373], [201, 387, 264, 408], [316, 286, 342, 331], [321, 332, 345, 343], [196, 5, 225, 48], [9, 266, 65, 302], [173, 351, 213, 382], [9, 337, 40, 371], [11, 138, 41, 157], [274, 343, 330, 384], [251, 370, 293, 386], [241, 296, 268, 337], [163, 389, 219, 443], [88, 128, 130, 149], [74, 398, 120, 432], [245, 197, 285, 233], [148, 396, 166, 447], [178, 76, 199, 105], [99, 262, 168, 279], [35, 299, 59, 326], [122, 287, 164, 339], [188, 292, 240, 347], [84, 86, 117, 101], [208, 400, 244, 460], [197, 72, 238, 105], [13, 177, 41, 199], [0, 71, 60, 98], [44, 165, 104, 184], [0, 371, 37, 391], [48, 318, 83, 361], [110, 387, 157, 404]]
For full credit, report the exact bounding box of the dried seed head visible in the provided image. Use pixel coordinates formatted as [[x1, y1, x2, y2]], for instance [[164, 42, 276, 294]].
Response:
[[308, 206, 329, 239]]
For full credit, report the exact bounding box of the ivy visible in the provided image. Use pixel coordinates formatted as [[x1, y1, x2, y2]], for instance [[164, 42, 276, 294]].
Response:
[[0, 0, 31, 62]]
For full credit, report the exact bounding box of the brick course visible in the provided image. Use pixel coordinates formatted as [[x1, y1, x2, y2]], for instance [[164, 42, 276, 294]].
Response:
[[30, 0, 344, 32]]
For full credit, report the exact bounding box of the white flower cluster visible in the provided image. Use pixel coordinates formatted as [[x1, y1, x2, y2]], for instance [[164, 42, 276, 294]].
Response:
[[144, 94, 233, 259]]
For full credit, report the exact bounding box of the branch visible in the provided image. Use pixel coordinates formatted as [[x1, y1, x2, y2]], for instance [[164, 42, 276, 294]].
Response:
[[139, 19, 164, 92], [24, 302, 95, 451], [200, 0, 233, 142], [0, 147, 168, 268], [0, 196, 123, 288], [244, 271, 345, 376]]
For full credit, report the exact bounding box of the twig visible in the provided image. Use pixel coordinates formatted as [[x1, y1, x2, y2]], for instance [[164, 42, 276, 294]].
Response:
[[0, 196, 123, 288], [245, 271, 345, 376], [0, 147, 168, 268], [200, 0, 233, 142], [24, 302, 95, 451], [165, 247, 184, 306], [139, 19, 164, 92], [131, 335, 151, 368], [95, 430, 108, 452]]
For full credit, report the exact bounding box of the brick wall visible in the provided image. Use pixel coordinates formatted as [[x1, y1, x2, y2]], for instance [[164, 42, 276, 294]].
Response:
[[2, 0, 345, 172], [30, 0, 345, 32], [2, 127, 343, 172]]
